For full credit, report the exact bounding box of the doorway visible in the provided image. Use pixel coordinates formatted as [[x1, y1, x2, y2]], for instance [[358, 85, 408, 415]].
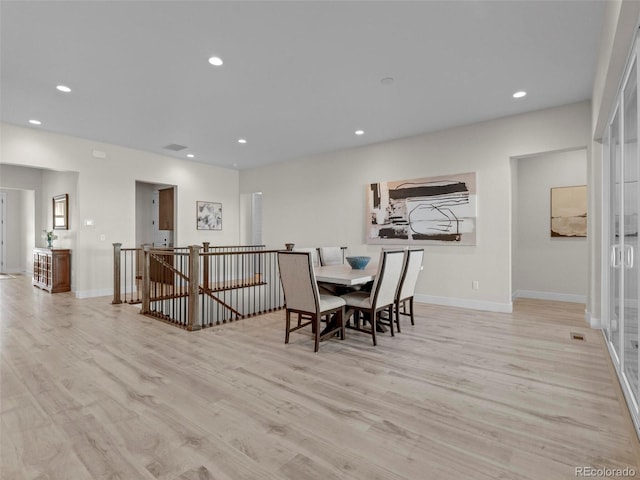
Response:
[[240, 192, 263, 245], [510, 148, 588, 303], [135, 181, 176, 248], [0, 188, 36, 274]]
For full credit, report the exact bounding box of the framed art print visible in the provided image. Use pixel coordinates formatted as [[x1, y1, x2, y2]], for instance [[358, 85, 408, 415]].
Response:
[[197, 201, 222, 230]]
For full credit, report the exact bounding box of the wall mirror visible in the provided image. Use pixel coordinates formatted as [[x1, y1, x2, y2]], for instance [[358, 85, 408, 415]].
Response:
[[53, 193, 69, 230]]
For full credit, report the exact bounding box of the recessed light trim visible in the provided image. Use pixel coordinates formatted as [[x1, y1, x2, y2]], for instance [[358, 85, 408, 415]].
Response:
[[29, 119, 42, 125], [238, 138, 247, 144], [381, 77, 394, 85], [355, 130, 364, 136], [56, 85, 71, 93], [208, 56, 223, 66], [513, 91, 527, 98]]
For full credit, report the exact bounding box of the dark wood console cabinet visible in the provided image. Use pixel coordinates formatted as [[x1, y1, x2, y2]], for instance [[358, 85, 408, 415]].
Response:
[[33, 248, 71, 293]]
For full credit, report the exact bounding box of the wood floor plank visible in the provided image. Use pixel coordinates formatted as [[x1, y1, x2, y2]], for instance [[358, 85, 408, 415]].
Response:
[[1, 275, 639, 479]]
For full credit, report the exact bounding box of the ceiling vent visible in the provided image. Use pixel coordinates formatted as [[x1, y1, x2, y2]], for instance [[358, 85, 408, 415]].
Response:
[[163, 143, 187, 151]]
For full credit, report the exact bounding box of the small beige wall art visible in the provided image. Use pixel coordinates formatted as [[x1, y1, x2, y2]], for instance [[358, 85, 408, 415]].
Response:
[[550, 185, 587, 237]]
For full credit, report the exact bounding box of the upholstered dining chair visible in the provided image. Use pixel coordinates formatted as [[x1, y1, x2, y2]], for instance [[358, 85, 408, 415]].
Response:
[[340, 249, 405, 346], [378, 248, 424, 333], [318, 247, 344, 266], [278, 251, 346, 352], [395, 248, 424, 328], [292, 247, 320, 267]]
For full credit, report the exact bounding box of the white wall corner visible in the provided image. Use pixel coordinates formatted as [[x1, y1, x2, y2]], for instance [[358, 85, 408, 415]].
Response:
[[414, 294, 513, 313]]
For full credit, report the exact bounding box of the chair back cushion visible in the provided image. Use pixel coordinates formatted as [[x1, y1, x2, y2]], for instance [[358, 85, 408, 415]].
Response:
[[370, 250, 405, 308], [292, 248, 320, 267], [399, 249, 424, 300], [318, 247, 343, 266], [278, 252, 318, 313]]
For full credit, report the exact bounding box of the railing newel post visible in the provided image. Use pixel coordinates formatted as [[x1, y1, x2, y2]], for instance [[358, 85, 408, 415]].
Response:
[[203, 242, 210, 291], [188, 245, 202, 331], [142, 245, 151, 314], [112, 243, 123, 304]]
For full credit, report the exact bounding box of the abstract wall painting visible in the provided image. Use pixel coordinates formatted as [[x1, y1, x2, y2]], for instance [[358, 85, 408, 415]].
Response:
[[550, 185, 587, 237], [367, 172, 477, 245], [197, 201, 222, 230]]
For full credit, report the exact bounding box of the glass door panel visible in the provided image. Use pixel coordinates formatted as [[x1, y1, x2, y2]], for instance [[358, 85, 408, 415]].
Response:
[[611, 106, 622, 361], [603, 128, 611, 341], [624, 61, 639, 402]]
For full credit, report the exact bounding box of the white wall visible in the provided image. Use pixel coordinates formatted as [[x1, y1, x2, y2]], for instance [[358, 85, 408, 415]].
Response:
[[41, 170, 78, 239], [239, 192, 264, 246], [0, 123, 240, 298], [0, 164, 43, 250], [1, 189, 23, 272], [21, 189, 35, 272], [0, 188, 33, 273], [0, 100, 591, 308], [592, 0, 640, 139], [40, 170, 79, 288], [0, 166, 78, 276], [240, 101, 591, 312], [0, 165, 43, 273], [513, 149, 588, 302], [510, 158, 519, 298], [135, 181, 155, 247], [239, 193, 252, 245]]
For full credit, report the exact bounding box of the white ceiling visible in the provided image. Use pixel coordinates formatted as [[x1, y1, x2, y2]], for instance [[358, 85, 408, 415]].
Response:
[[1, 1, 605, 170]]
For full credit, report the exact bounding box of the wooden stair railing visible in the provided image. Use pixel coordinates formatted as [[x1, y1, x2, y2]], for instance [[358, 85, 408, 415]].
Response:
[[117, 244, 284, 330]]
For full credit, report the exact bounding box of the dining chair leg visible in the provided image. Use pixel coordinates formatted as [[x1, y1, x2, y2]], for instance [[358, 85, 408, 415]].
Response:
[[313, 314, 321, 353], [285, 310, 291, 344], [339, 308, 345, 340], [409, 297, 415, 325], [395, 301, 402, 333], [387, 305, 395, 336], [371, 309, 377, 346]]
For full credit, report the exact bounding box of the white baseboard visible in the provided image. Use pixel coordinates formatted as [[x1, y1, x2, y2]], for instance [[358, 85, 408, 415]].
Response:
[[75, 285, 138, 300], [512, 289, 586, 304], [414, 294, 513, 313], [2, 268, 28, 274], [587, 312, 601, 329], [75, 288, 113, 299]]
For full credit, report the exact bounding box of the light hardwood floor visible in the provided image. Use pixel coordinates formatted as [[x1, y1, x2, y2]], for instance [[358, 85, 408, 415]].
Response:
[[1, 274, 639, 479]]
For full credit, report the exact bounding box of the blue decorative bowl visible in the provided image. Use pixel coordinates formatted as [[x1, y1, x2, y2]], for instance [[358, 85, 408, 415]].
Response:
[[346, 256, 371, 270]]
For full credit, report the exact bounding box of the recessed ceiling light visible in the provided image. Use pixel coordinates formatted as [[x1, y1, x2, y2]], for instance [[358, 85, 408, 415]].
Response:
[[187, 154, 194, 158], [56, 85, 71, 93], [29, 119, 42, 125], [381, 77, 394, 85], [513, 91, 527, 98], [208, 56, 223, 66], [238, 138, 247, 144], [355, 130, 364, 135]]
